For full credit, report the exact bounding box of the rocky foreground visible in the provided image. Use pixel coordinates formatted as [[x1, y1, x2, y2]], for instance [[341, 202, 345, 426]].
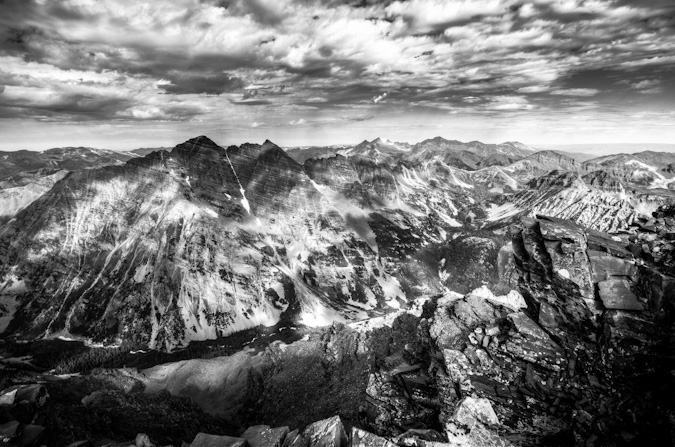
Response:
[[2, 212, 674, 446]]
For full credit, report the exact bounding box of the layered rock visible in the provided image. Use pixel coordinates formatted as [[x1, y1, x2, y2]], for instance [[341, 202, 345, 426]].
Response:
[[488, 171, 640, 233]]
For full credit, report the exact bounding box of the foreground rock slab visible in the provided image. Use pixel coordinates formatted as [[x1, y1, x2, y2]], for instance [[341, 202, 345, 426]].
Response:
[[350, 427, 396, 447], [190, 433, 247, 447], [303, 416, 348, 447], [242, 425, 289, 447]]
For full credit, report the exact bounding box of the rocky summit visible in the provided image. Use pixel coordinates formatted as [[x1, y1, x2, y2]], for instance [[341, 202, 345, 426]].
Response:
[[1, 136, 675, 446]]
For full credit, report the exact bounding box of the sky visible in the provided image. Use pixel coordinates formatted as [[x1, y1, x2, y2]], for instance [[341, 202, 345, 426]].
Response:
[[0, 0, 674, 151]]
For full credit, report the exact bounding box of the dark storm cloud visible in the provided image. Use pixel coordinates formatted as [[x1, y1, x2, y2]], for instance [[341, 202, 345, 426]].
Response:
[[0, 93, 132, 121]]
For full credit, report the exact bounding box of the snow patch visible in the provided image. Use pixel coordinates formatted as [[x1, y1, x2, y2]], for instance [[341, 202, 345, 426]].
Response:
[[133, 263, 152, 283], [299, 303, 348, 327]]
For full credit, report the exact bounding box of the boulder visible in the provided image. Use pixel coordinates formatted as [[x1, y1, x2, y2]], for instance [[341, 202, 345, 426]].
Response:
[[392, 429, 446, 446], [135, 433, 156, 447], [0, 389, 17, 405], [0, 420, 20, 441], [350, 427, 396, 447], [241, 425, 290, 447], [442, 349, 473, 394], [65, 442, 93, 447], [504, 312, 566, 370], [281, 429, 305, 447], [588, 250, 637, 282], [191, 433, 248, 447], [12, 424, 45, 447], [302, 416, 348, 447], [598, 279, 644, 311], [453, 397, 499, 428]]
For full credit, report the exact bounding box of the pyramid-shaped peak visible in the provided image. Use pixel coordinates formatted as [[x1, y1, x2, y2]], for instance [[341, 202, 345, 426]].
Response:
[[186, 135, 220, 147], [261, 139, 280, 149], [172, 135, 224, 158]]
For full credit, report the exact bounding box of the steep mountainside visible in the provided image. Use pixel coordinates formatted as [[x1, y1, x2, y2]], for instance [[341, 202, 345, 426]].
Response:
[[3, 135, 675, 353], [0, 170, 69, 220], [0, 137, 478, 350], [583, 151, 675, 189]]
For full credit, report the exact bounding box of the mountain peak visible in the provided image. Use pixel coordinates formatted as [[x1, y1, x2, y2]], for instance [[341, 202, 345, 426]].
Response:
[[372, 137, 392, 145], [172, 135, 224, 159]]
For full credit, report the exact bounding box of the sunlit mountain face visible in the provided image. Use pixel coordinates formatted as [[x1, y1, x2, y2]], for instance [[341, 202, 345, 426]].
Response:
[[2, 1, 675, 447]]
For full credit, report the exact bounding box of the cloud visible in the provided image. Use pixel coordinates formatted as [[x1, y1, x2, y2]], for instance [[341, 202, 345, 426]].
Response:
[[250, 121, 265, 127], [372, 92, 388, 103], [631, 79, 662, 94], [0, 0, 673, 136], [160, 74, 245, 95], [550, 88, 600, 97], [288, 118, 306, 125], [487, 95, 534, 111], [517, 86, 550, 94]]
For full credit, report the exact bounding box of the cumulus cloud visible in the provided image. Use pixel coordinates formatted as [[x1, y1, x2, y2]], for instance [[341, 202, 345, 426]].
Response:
[[631, 79, 662, 94]]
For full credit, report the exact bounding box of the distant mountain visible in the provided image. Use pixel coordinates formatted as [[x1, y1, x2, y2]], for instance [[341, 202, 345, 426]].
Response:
[[549, 150, 597, 162], [0, 147, 137, 180], [499, 150, 580, 183], [128, 147, 171, 156], [284, 145, 349, 163], [486, 170, 639, 233], [403, 137, 534, 171], [540, 143, 675, 157], [583, 151, 675, 189], [339, 137, 412, 164], [0, 148, 141, 219]]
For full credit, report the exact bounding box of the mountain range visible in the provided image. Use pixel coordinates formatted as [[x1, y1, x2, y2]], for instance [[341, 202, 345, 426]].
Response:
[[1, 135, 674, 350], [1, 135, 675, 446]]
